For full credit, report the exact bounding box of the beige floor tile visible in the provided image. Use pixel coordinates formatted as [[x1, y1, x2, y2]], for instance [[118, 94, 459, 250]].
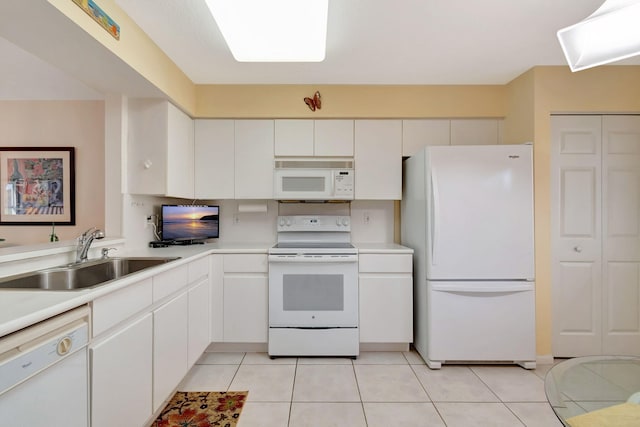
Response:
[[506, 402, 565, 427], [289, 403, 366, 427], [354, 365, 429, 402], [403, 350, 426, 365], [412, 365, 499, 402], [242, 352, 297, 365], [471, 366, 547, 402], [363, 402, 445, 427], [353, 351, 408, 365], [198, 352, 245, 365], [237, 402, 290, 427], [293, 365, 360, 402], [229, 364, 296, 402], [178, 364, 238, 391], [435, 402, 525, 427]]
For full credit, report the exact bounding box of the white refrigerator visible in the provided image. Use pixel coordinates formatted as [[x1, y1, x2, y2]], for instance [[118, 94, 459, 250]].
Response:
[[402, 144, 536, 369]]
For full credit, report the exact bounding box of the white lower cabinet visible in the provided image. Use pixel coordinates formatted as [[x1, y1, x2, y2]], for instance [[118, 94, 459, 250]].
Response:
[[223, 275, 268, 342], [188, 278, 210, 366], [358, 253, 413, 343], [221, 254, 269, 343], [90, 313, 153, 427], [153, 291, 189, 411], [90, 258, 211, 427]]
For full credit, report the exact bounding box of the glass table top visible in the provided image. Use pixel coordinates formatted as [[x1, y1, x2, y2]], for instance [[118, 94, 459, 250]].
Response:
[[544, 356, 640, 426]]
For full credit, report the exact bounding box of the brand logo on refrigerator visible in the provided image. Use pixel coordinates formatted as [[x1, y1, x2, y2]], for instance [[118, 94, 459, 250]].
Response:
[[508, 155, 520, 159]]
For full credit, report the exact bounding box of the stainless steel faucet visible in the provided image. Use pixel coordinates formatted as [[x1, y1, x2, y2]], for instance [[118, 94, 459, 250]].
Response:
[[75, 227, 105, 263]]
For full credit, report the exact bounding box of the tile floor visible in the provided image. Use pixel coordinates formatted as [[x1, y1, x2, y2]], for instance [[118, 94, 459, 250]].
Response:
[[179, 351, 563, 427]]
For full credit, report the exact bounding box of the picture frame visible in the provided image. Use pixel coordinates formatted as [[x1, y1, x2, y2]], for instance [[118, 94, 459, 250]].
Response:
[[0, 147, 76, 225]]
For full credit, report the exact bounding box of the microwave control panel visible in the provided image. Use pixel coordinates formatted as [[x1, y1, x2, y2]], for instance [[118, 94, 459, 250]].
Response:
[[334, 170, 354, 196]]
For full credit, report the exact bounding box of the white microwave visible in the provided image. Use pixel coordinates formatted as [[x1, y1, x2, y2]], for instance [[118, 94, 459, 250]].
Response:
[[274, 158, 354, 200]]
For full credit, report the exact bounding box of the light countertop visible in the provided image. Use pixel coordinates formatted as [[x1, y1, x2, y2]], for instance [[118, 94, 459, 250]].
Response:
[[0, 241, 412, 338]]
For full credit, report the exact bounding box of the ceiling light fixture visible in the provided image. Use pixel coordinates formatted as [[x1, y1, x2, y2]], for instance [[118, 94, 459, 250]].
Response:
[[557, 0, 640, 72], [204, 0, 329, 62]]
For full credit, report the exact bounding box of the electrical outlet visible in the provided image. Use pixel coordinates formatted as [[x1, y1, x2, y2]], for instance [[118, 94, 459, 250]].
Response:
[[363, 212, 371, 225], [145, 214, 154, 228]]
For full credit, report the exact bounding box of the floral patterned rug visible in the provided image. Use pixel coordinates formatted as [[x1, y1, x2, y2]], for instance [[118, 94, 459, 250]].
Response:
[[154, 391, 248, 427]]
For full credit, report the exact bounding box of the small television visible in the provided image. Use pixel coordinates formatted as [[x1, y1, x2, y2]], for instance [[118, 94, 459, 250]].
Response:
[[160, 204, 219, 242]]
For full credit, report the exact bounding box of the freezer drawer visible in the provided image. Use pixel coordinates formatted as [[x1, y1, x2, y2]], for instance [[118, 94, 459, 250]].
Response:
[[426, 281, 535, 366]]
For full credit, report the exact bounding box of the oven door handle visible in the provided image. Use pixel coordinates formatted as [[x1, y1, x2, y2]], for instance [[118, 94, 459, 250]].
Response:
[[268, 255, 358, 263]]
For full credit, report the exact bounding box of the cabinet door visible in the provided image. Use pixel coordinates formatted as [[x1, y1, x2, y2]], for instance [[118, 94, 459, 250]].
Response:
[[402, 119, 450, 157], [275, 119, 314, 156], [194, 119, 235, 199], [127, 99, 168, 195], [91, 314, 152, 427], [223, 274, 268, 342], [153, 292, 189, 411], [354, 120, 402, 199], [314, 120, 354, 156], [450, 119, 500, 145], [210, 255, 224, 342], [188, 278, 211, 367], [166, 102, 194, 198], [359, 275, 413, 343], [235, 120, 274, 199]]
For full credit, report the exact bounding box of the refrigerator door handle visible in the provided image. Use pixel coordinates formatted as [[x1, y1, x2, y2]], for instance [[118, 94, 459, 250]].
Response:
[[431, 168, 440, 266]]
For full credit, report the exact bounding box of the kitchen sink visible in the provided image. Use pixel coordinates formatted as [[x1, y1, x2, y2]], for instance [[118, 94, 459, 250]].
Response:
[[0, 257, 180, 291]]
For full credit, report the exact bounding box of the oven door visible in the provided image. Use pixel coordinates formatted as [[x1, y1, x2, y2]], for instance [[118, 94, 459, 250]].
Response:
[[268, 254, 358, 328]]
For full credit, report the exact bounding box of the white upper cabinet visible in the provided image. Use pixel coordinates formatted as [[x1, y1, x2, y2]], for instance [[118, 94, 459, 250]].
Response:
[[275, 119, 354, 157], [234, 120, 274, 199], [402, 119, 450, 157], [275, 119, 314, 156], [450, 119, 501, 145], [127, 99, 194, 198], [314, 120, 354, 156], [194, 119, 235, 199], [402, 119, 503, 156], [354, 120, 402, 199]]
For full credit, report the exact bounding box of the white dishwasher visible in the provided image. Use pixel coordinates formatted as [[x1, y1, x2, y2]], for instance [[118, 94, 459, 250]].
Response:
[[0, 306, 90, 427]]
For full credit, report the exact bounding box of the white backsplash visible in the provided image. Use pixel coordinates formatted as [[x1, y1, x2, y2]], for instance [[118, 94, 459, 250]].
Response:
[[123, 195, 395, 248]]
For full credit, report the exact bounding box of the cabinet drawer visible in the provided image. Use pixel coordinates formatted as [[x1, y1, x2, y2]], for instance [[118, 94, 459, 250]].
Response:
[[92, 278, 152, 337], [153, 264, 188, 302], [188, 257, 209, 283], [359, 254, 412, 273], [223, 254, 268, 273]]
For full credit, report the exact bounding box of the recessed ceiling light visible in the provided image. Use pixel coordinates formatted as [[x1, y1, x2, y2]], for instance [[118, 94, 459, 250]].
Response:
[[557, 0, 640, 72], [205, 0, 329, 62]]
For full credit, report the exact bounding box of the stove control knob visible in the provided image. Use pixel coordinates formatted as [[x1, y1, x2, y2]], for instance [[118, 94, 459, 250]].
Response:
[[279, 218, 285, 226], [336, 218, 341, 226], [285, 218, 292, 226], [341, 217, 349, 226]]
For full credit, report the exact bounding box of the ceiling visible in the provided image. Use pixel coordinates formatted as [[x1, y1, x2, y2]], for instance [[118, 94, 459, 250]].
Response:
[[114, 0, 640, 85], [1, 0, 640, 101]]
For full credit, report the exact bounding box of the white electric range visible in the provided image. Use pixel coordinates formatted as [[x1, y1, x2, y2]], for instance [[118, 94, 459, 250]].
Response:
[[268, 215, 359, 358]]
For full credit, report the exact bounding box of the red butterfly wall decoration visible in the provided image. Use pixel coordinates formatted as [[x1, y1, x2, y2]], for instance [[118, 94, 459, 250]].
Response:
[[304, 91, 322, 111]]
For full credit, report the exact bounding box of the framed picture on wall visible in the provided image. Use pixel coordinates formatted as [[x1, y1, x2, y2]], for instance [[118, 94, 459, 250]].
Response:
[[0, 147, 76, 225]]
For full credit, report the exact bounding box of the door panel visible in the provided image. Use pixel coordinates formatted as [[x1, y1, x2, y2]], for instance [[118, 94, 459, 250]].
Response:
[[602, 115, 640, 354], [551, 115, 602, 356], [552, 115, 640, 357]]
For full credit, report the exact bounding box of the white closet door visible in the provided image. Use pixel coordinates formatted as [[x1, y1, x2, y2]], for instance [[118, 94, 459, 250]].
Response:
[[602, 115, 640, 355], [551, 115, 603, 357]]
